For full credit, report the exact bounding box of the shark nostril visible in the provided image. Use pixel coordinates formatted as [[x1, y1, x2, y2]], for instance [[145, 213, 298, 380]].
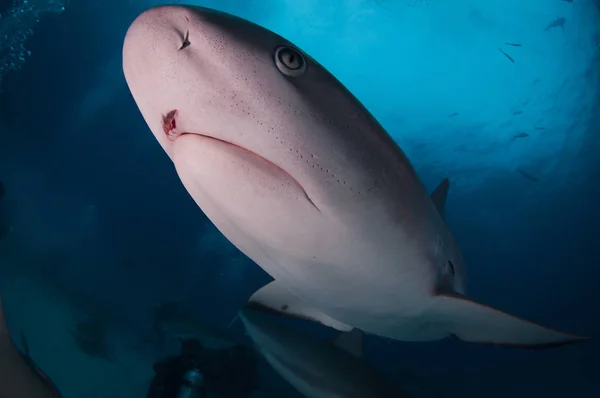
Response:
[[179, 16, 191, 50], [179, 29, 191, 50]]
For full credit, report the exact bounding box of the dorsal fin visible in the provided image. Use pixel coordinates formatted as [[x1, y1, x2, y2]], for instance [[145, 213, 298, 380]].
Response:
[[431, 178, 450, 218], [333, 328, 364, 358]]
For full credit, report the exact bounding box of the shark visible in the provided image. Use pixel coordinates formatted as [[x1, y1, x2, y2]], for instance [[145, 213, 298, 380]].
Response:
[[240, 305, 412, 398], [122, 5, 591, 347]]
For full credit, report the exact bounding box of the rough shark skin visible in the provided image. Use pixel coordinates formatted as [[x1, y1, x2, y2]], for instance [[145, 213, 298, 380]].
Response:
[[123, 5, 591, 347]]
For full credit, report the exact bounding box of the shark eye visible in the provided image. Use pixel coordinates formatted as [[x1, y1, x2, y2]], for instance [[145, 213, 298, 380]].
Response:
[[274, 46, 306, 77]]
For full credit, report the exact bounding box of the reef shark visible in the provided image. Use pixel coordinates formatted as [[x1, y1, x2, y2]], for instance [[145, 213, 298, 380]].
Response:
[[240, 305, 412, 398], [123, 5, 591, 347]]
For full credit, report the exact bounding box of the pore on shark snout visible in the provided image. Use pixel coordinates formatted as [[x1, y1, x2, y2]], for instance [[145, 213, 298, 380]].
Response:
[[123, 5, 593, 348]]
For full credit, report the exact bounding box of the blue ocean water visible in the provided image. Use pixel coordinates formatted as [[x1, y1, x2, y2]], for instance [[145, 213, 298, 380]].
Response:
[[0, 0, 598, 396]]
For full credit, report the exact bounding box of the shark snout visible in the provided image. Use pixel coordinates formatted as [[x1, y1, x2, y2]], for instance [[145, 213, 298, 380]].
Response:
[[123, 5, 231, 155]]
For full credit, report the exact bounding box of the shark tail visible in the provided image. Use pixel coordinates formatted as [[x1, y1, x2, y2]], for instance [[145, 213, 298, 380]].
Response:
[[430, 292, 591, 348]]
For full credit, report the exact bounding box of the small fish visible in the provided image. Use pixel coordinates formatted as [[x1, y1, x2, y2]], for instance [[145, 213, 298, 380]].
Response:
[[561, 0, 573, 3], [517, 169, 538, 182], [544, 17, 566, 32], [512, 132, 529, 140], [504, 42, 522, 47], [448, 112, 459, 118], [512, 110, 523, 115], [498, 48, 515, 63], [534, 126, 546, 130]]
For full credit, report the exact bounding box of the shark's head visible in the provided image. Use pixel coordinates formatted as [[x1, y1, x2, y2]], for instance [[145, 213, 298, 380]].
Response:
[[124, 5, 307, 158], [122, 5, 370, 207], [123, 5, 412, 274], [122, 4, 403, 234]]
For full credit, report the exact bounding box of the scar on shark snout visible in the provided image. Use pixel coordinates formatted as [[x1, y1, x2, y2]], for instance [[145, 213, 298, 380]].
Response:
[[162, 109, 181, 141]]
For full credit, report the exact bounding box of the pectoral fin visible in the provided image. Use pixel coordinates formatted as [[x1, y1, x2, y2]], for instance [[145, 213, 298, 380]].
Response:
[[248, 280, 353, 332], [431, 292, 591, 348]]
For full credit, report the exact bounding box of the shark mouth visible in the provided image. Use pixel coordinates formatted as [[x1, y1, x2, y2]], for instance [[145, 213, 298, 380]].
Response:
[[161, 109, 319, 211], [162, 108, 259, 152]]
